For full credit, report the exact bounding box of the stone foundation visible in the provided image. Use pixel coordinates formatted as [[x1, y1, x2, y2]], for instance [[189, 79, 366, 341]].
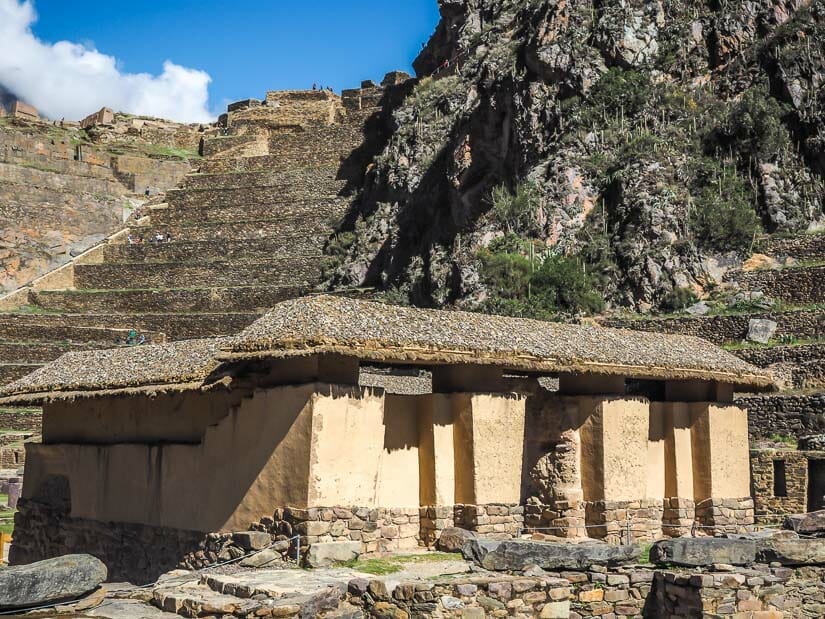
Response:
[[263, 506, 422, 555], [694, 497, 755, 534], [10, 498, 205, 584], [662, 497, 696, 537]]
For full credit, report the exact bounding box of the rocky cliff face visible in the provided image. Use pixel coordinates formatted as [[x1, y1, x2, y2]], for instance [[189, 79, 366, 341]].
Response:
[[330, 0, 825, 314]]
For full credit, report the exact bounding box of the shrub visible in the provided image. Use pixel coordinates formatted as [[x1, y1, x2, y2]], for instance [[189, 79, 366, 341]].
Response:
[[581, 68, 652, 123], [489, 182, 542, 236], [690, 174, 762, 252], [661, 287, 698, 312], [478, 249, 604, 317]]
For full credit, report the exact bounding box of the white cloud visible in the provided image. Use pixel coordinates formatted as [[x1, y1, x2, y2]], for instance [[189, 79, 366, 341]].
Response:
[[0, 0, 214, 123]]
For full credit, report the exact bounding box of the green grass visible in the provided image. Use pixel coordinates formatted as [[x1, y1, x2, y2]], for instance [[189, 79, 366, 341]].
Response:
[[334, 552, 457, 575], [768, 433, 797, 448], [638, 543, 653, 565], [723, 337, 824, 351], [141, 144, 201, 159], [0, 304, 62, 315]]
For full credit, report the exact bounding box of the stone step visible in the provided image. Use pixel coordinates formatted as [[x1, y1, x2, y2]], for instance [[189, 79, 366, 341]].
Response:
[[181, 165, 342, 190], [165, 180, 348, 209], [756, 233, 825, 260], [129, 216, 336, 242], [102, 236, 328, 264], [152, 581, 264, 617], [150, 197, 348, 228], [730, 264, 825, 304], [0, 364, 42, 384], [602, 309, 824, 345], [32, 285, 305, 314], [73, 258, 326, 290], [0, 321, 166, 345], [0, 313, 257, 341]]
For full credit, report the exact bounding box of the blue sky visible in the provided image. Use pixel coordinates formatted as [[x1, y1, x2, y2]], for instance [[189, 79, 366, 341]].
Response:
[[22, 0, 441, 118]]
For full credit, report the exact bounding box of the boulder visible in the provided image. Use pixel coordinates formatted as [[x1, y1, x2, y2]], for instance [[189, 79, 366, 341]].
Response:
[[0, 554, 107, 610], [436, 527, 477, 552], [747, 319, 777, 344], [758, 538, 825, 566], [649, 538, 756, 567], [461, 539, 639, 571], [239, 548, 282, 568], [686, 301, 711, 316], [784, 510, 825, 536], [305, 541, 361, 568], [233, 531, 272, 551]]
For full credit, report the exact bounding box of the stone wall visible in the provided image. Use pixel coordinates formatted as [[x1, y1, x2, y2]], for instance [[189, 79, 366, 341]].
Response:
[[732, 265, 825, 303], [739, 393, 825, 440], [0, 408, 41, 432], [603, 310, 824, 345], [756, 232, 825, 259], [264, 506, 422, 555], [751, 449, 815, 519], [10, 498, 205, 584]]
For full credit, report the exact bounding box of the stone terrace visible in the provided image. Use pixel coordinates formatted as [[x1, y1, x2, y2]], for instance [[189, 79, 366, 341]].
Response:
[[0, 82, 400, 385]]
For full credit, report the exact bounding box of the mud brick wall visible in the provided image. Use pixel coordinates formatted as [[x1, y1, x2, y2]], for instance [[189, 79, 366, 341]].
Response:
[[732, 265, 825, 304], [739, 393, 825, 440], [751, 450, 812, 518], [0, 408, 41, 432], [604, 310, 824, 345]]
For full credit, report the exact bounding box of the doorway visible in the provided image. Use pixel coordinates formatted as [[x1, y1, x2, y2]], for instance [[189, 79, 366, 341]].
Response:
[[807, 460, 825, 512]]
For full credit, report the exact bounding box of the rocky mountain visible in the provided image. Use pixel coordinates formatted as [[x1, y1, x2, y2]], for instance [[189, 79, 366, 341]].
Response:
[[329, 0, 825, 316]]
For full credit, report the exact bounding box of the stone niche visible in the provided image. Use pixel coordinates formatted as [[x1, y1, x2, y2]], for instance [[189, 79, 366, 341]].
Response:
[[751, 449, 825, 519]]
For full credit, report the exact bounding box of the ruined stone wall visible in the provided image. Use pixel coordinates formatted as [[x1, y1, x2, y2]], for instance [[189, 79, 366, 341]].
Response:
[[604, 310, 824, 344], [739, 393, 825, 440], [751, 450, 813, 519]]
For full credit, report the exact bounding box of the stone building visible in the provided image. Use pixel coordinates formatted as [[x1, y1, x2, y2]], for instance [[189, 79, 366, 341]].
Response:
[[2, 295, 772, 580]]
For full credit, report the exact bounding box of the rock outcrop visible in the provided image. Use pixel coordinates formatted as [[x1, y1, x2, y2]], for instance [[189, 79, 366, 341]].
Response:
[[330, 0, 825, 313]]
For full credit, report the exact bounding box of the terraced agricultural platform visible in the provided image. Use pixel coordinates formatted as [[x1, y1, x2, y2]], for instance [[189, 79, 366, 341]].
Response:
[[0, 86, 389, 383]]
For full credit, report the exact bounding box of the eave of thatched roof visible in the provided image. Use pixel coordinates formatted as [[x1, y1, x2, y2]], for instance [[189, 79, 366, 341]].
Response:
[[218, 295, 774, 391], [0, 338, 227, 404], [0, 295, 775, 404]]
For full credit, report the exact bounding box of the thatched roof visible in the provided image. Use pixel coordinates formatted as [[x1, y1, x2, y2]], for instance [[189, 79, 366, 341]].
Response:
[[219, 295, 773, 389], [0, 339, 226, 404], [0, 295, 774, 404]]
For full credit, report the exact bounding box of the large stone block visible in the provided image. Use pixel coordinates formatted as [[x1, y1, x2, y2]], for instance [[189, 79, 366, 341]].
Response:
[[758, 538, 825, 566], [0, 554, 107, 610], [305, 541, 361, 568], [436, 527, 477, 552], [784, 510, 825, 536], [650, 538, 757, 567], [461, 539, 639, 571]]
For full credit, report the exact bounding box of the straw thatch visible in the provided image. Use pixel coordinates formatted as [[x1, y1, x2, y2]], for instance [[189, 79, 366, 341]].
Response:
[[220, 295, 773, 389], [0, 295, 774, 404], [0, 338, 226, 403]]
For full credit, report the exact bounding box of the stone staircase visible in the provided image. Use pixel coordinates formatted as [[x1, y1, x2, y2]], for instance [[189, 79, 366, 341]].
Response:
[[604, 231, 825, 442], [0, 86, 390, 385]]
